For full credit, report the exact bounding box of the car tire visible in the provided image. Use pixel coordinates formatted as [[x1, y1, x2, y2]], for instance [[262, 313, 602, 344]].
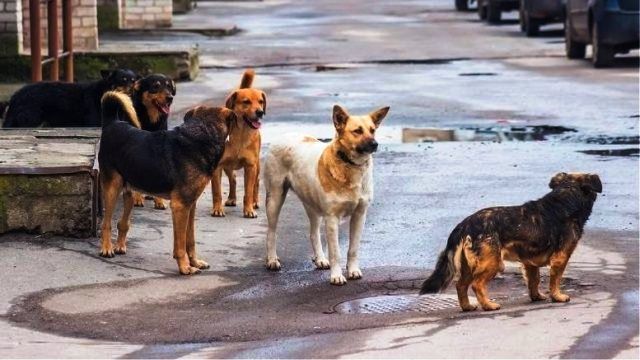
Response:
[[592, 21, 614, 68], [565, 11, 586, 59], [478, 2, 488, 20], [456, 0, 469, 11], [487, 0, 501, 24], [524, 11, 540, 36]]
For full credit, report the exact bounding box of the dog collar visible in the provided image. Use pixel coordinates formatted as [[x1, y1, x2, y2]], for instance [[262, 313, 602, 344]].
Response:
[[337, 150, 360, 167]]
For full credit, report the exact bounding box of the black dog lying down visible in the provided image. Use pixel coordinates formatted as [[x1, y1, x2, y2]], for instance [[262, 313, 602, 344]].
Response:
[[420, 172, 602, 312], [98, 91, 235, 275], [1, 69, 138, 128]]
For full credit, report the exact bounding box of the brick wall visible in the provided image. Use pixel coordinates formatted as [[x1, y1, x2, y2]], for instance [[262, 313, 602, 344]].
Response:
[[121, 0, 172, 29], [21, 0, 99, 53], [0, 0, 23, 55]]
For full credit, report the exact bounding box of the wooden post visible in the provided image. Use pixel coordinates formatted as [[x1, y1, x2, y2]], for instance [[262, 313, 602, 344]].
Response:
[[47, 0, 59, 81], [30, 0, 42, 82], [62, 0, 73, 82]]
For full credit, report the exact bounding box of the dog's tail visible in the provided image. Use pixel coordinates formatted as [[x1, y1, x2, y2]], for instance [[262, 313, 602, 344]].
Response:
[[0, 101, 9, 119], [419, 226, 468, 295], [101, 91, 141, 129], [239, 69, 255, 89]]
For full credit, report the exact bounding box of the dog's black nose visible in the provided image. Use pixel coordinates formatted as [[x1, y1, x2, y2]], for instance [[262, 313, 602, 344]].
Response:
[[166, 95, 174, 105], [256, 109, 264, 118], [369, 139, 378, 152]]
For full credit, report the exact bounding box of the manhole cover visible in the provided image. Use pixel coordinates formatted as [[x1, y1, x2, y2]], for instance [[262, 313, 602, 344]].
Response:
[[334, 294, 460, 314]]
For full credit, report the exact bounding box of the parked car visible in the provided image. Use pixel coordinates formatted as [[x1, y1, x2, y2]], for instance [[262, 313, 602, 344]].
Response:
[[519, 0, 566, 36], [478, 0, 520, 23], [565, 0, 640, 67]]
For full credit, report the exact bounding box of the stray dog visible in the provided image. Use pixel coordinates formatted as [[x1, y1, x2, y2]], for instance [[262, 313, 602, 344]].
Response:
[[98, 91, 234, 274], [129, 73, 177, 210], [420, 172, 602, 311], [1, 69, 138, 128], [211, 69, 266, 218], [263, 105, 390, 285]]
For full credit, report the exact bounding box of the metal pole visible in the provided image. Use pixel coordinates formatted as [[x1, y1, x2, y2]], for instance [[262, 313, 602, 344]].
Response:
[[62, 0, 73, 82], [47, 0, 59, 81], [29, 0, 42, 82]]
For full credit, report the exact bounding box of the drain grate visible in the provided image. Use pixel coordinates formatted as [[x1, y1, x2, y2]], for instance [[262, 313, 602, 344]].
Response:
[[334, 294, 460, 314]]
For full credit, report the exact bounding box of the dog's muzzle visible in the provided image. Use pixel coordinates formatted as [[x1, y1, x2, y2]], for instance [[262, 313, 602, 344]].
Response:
[[357, 139, 379, 154]]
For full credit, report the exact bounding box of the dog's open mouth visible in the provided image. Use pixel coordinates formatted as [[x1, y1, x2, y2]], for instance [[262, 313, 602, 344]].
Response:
[[153, 100, 171, 115], [244, 116, 262, 129]]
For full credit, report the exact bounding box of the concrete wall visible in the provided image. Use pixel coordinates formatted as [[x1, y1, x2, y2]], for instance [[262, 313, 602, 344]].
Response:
[[0, 0, 23, 55], [120, 0, 172, 29]]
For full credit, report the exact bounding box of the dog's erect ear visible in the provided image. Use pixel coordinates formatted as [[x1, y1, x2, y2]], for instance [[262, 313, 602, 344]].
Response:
[[333, 105, 349, 132], [369, 106, 390, 128], [225, 91, 238, 110], [549, 172, 568, 189], [261, 91, 267, 115], [100, 70, 113, 80], [170, 80, 176, 96], [582, 174, 603, 193]]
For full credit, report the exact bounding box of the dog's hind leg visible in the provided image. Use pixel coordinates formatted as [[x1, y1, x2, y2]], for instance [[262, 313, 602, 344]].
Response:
[[243, 164, 259, 218], [171, 198, 200, 275], [224, 167, 237, 207], [265, 179, 288, 271], [252, 161, 260, 210], [456, 257, 477, 311], [304, 204, 328, 270], [347, 202, 368, 280], [114, 189, 134, 255], [470, 241, 502, 311], [522, 264, 547, 301], [326, 216, 347, 285], [211, 166, 226, 217], [186, 202, 209, 270], [99, 173, 123, 258], [549, 245, 576, 302]]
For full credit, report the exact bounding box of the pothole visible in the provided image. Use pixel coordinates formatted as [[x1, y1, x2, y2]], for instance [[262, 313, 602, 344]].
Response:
[[334, 294, 460, 314]]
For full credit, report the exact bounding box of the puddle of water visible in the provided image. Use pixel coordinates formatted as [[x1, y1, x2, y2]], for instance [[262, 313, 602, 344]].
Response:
[[578, 148, 639, 157]]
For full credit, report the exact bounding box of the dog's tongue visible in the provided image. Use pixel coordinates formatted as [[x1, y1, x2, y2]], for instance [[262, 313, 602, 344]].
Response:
[[246, 118, 262, 129], [159, 104, 171, 115]]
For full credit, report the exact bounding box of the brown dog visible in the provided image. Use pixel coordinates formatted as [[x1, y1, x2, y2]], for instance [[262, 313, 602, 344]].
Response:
[[211, 69, 266, 218], [420, 172, 602, 311]]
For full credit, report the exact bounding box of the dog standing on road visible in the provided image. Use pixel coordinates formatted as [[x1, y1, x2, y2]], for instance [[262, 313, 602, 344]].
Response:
[[263, 105, 390, 285], [420, 172, 602, 311], [211, 69, 266, 218], [98, 91, 234, 275]]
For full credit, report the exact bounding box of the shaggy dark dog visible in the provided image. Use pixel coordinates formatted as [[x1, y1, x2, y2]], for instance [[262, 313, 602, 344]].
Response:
[[420, 172, 602, 311], [98, 91, 234, 275], [1, 69, 138, 128]]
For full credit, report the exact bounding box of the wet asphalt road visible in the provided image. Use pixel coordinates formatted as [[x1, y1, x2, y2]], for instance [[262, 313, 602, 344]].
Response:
[[1, 0, 639, 358]]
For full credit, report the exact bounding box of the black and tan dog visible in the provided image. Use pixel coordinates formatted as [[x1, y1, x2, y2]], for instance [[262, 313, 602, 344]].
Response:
[[211, 69, 266, 218], [1, 69, 138, 128], [98, 91, 234, 275], [420, 172, 602, 311], [129, 73, 177, 210]]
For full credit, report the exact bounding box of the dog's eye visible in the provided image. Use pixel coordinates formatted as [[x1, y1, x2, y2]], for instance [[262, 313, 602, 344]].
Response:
[[353, 128, 364, 135], [243, 99, 251, 105], [370, 128, 375, 134]]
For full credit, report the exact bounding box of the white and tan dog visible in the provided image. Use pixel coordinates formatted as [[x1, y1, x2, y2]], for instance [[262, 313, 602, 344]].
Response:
[[263, 105, 389, 285]]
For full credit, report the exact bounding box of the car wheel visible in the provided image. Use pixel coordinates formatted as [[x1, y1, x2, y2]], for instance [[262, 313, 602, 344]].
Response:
[[524, 11, 540, 36], [565, 11, 586, 59], [478, 2, 488, 19], [519, 1, 526, 31], [592, 21, 614, 68], [456, 0, 469, 11], [487, 0, 501, 24]]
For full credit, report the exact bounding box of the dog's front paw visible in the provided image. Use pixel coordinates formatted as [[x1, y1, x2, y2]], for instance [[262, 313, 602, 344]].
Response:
[[190, 258, 210, 270], [114, 244, 127, 255], [480, 301, 501, 311], [99, 243, 115, 258], [461, 304, 478, 312], [133, 193, 145, 207], [551, 292, 570, 303], [225, 199, 236, 207], [179, 266, 201, 275], [330, 274, 347, 286], [347, 267, 363, 280], [211, 207, 226, 217], [530, 292, 548, 302], [266, 257, 281, 271], [153, 198, 167, 210], [244, 209, 258, 218], [313, 257, 330, 270]]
